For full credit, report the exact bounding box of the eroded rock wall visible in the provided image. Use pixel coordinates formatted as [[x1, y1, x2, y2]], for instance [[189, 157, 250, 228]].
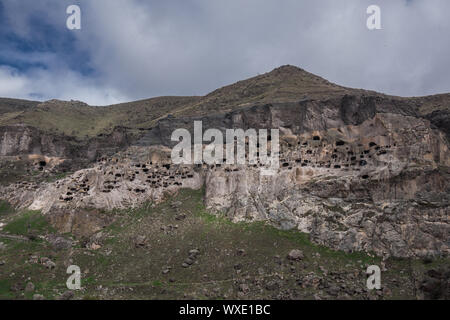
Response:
[[1, 97, 448, 258], [0, 124, 132, 161], [203, 113, 449, 258]]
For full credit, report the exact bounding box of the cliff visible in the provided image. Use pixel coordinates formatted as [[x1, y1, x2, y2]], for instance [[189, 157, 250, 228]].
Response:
[[0, 65, 448, 258]]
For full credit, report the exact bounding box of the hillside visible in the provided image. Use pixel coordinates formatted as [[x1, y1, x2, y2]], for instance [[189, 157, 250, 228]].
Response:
[[2, 65, 448, 140], [0, 96, 200, 139], [1, 188, 447, 300], [0, 65, 449, 300]]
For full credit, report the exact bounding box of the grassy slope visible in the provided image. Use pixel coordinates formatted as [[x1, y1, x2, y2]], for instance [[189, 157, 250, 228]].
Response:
[[0, 66, 450, 142], [2, 65, 351, 138], [410, 94, 450, 115], [0, 98, 39, 114], [0, 200, 14, 217], [0, 96, 200, 139], [0, 189, 446, 300], [0, 64, 448, 138]]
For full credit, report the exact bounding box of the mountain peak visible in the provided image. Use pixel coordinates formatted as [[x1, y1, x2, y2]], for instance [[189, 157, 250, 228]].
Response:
[[270, 64, 307, 74], [199, 65, 348, 113], [264, 65, 334, 85]]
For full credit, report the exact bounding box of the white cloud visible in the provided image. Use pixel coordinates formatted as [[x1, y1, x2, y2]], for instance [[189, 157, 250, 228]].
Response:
[[1, 0, 449, 105], [0, 65, 126, 105]]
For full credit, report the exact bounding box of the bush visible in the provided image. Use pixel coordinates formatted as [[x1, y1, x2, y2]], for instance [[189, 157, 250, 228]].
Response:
[[0, 200, 14, 216]]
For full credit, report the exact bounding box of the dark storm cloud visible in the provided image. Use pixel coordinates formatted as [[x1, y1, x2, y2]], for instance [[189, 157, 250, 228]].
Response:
[[0, 0, 449, 105]]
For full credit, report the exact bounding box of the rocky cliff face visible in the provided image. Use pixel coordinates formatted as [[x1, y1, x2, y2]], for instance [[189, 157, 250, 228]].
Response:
[[0, 66, 448, 259], [2, 101, 448, 258], [0, 124, 132, 160], [203, 111, 449, 258], [136, 95, 411, 147]]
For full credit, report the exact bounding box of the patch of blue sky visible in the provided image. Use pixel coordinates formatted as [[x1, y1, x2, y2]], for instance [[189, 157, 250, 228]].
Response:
[[0, 5, 95, 77]]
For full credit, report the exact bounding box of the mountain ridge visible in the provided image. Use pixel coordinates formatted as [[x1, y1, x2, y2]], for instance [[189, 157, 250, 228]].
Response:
[[0, 65, 449, 300], [1, 65, 449, 135]]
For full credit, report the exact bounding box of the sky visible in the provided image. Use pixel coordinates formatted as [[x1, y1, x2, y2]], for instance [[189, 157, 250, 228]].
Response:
[[0, 0, 449, 105]]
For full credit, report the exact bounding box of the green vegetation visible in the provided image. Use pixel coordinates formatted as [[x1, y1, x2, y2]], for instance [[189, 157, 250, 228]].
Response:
[[0, 279, 14, 299], [0, 188, 447, 300], [0, 200, 14, 216], [1, 65, 449, 143], [191, 189, 378, 265], [3, 210, 54, 236], [0, 96, 199, 139], [0, 66, 359, 139], [45, 172, 73, 182], [1, 66, 449, 143]]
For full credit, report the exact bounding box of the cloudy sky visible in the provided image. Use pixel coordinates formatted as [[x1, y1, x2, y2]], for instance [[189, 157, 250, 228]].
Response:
[[0, 0, 448, 105]]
